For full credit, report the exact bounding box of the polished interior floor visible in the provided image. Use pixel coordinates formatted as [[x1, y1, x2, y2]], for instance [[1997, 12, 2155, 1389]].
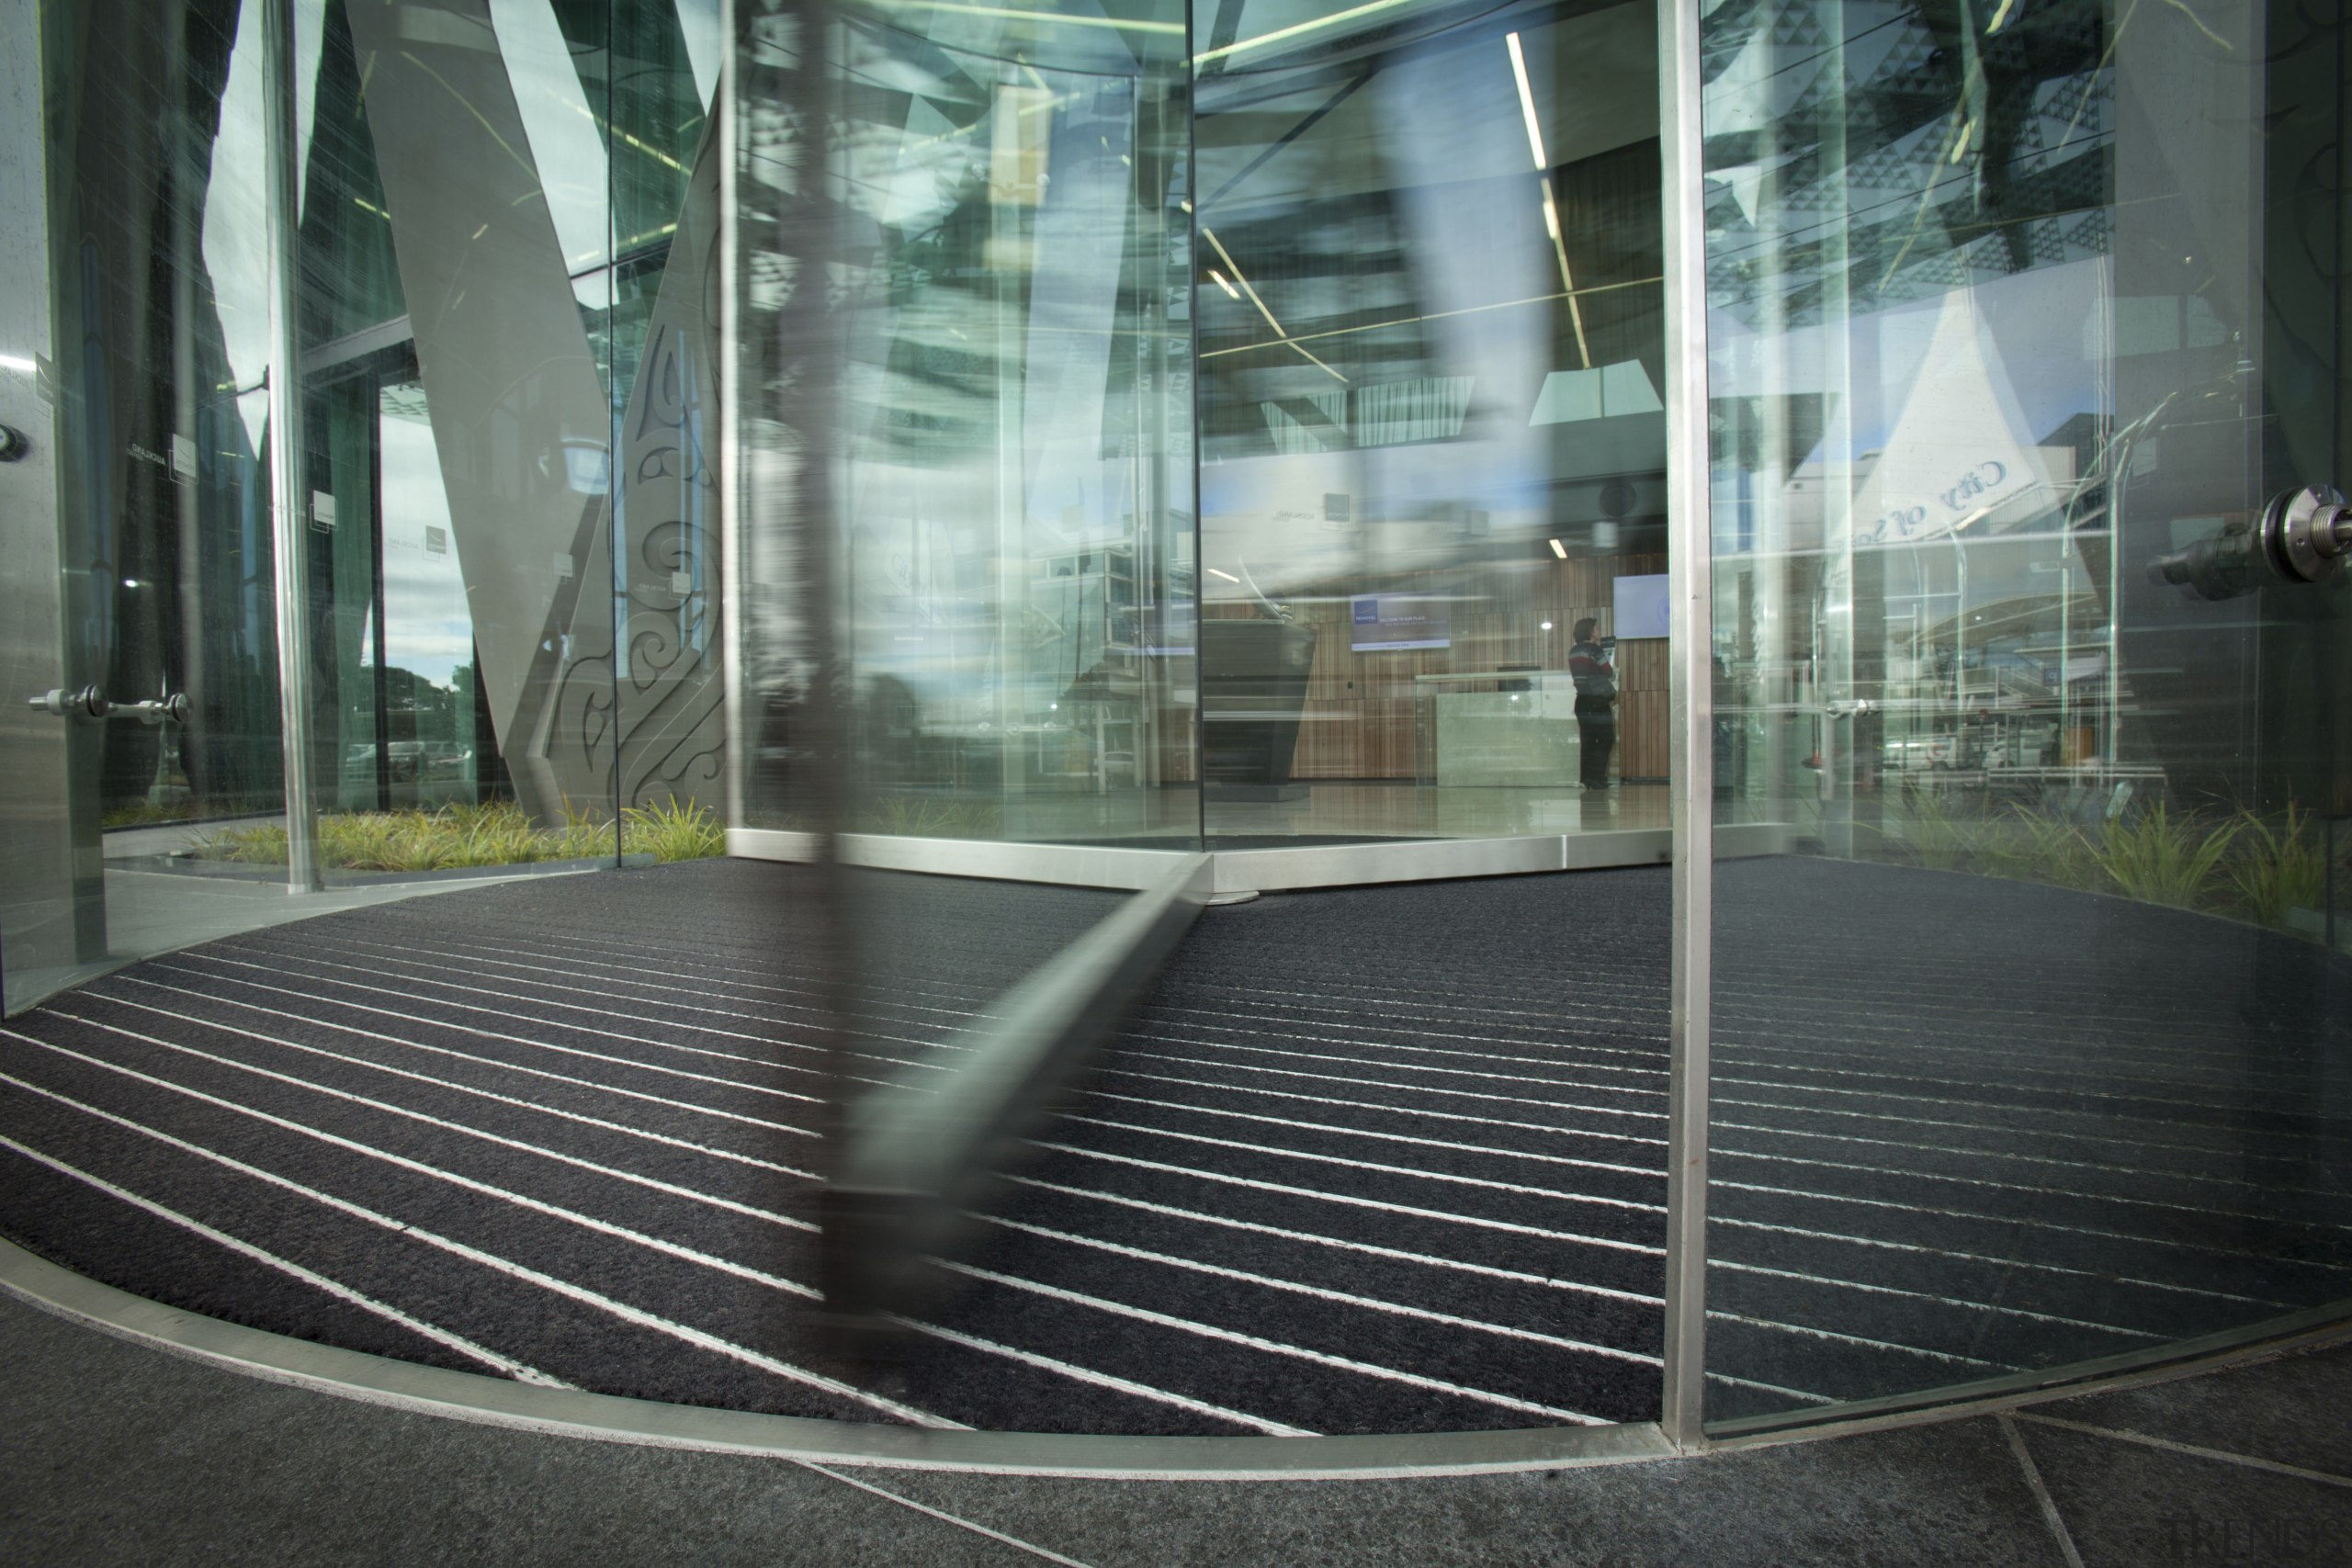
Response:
[[1202, 782, 1670, 840], [975, 782, 1672, 846], [0, 858, 2344, 1437]]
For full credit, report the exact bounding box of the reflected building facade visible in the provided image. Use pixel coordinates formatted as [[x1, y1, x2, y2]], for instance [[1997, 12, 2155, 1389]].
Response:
[[1702, 0, 2351, 858], [37, 0, 724, 842]]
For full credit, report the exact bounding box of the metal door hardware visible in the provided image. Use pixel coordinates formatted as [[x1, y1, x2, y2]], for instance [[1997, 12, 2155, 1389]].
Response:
[[2149, 485, 2352, 600], [27, 687, 188, 724], [2263, 485, 2352, 582]]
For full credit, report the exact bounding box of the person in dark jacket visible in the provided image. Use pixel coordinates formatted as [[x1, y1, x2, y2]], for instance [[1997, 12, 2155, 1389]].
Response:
[[1568, 616, 1616, 790]]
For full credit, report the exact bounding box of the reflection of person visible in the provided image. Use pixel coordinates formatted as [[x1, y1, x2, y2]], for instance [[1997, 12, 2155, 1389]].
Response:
[[1569, 617, 1616, 790]]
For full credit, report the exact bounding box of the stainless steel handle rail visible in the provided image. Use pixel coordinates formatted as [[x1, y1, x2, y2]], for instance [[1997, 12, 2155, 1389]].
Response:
[[27, 687, 188, 725]]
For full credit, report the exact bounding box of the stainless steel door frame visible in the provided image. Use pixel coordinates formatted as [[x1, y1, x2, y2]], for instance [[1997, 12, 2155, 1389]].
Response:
[[1656, 0, 1714, 1455], [0, 0, 96, 1015]]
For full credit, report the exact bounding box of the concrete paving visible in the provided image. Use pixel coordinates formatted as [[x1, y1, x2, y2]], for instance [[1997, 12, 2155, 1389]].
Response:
[[3, 1288, 2344, 1566]]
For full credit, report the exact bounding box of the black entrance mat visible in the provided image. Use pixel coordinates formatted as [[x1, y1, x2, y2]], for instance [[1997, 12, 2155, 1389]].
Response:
[[0, 855, 2342, 1435]]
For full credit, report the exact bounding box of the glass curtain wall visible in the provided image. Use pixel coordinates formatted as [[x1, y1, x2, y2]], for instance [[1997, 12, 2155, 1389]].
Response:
[[1700, 0, 2352, 1427], [287, 0, 724, 877], [1193, 0, 1668, 845], [4, 0, 727, 1011]]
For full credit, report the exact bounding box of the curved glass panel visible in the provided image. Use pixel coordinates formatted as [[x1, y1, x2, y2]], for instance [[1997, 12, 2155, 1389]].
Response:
[[1194, 1, 1668, 845], [737, 13, 1198, 846], [1702, 0, 2352, 1427]]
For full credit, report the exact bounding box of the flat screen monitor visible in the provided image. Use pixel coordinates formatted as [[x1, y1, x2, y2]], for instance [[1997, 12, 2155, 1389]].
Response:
[[1611, 573, 1670, 639], [1350, 594, 1451, 652]]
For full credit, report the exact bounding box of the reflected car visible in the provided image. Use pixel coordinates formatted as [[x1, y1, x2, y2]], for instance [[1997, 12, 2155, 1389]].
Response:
[[384, 740, 472, 782], [422, 741, 472, 781]]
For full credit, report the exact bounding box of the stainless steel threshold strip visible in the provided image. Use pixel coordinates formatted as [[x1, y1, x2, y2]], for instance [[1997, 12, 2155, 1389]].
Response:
[[6, 1232, 2344, 1477], [724, 825, 1793, 894], [1702, 1298, 2352, 1450], [0, 1235, 1672, 1478]]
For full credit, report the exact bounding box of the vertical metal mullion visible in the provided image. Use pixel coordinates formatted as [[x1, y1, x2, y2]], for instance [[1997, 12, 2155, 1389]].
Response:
[[602, 6, 624, 865], [718, 0, 744, 843], [370, 370, 390, 812], [1182, 11, 1204, 852], [790, 0, 852, 1179], [991, 71, 1027, 812], [262, 0, 321, 893], [1657, 0, 1715, 1453]]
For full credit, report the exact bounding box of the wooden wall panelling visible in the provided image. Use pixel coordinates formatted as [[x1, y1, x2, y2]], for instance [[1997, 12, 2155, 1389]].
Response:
[[1618, 690, 1669, 780], [1193, 552, 1672, 783]]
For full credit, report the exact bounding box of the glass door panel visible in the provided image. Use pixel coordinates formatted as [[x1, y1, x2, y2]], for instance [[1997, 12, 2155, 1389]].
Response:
[[1, 0, 300, 1014], [747, 10, 1199, 850], [0, 0, 85, 1013], [1702, 0, 2352, 1426], [295, 0, 628, 880]]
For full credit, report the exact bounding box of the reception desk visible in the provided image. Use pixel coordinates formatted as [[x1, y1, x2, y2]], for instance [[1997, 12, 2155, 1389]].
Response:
[[1414, 672, 1582, 786]]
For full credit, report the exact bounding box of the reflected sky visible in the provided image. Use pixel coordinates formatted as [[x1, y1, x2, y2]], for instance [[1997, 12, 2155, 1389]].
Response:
[[379, 384, 473, 690], [492, 0, 614, 276], [204, 1, 271, 452]]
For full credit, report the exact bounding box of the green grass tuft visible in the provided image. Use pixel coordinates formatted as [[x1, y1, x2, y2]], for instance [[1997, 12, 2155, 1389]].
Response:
[[860, 794, 1003, 839], [193, 798, 723, 872], [1891, 786, 1991, 872], [2225, 804, 2327, 928], [2088, 803, 2240, 908], [623, 799, 727, 862]]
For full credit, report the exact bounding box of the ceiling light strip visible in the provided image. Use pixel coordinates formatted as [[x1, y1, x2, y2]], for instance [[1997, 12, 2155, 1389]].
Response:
[[1202, 226, 1348, 384], [1507, 32, 1546, 171], [861, 0, 1184, 34], [1543, 181, 1593, 369], [1193, 0, 1423, 66]]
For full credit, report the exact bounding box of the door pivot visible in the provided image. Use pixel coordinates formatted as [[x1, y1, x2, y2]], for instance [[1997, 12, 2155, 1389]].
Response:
[[2149, 485, 2352, 599], [27, 687, 189, 724]]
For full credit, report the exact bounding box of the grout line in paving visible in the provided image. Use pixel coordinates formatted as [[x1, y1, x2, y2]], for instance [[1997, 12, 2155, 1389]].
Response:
[[2013, 1411, 2352, 1491], [1998, 1414, 2086, 1568], [798, 1461, 1102, 1567]]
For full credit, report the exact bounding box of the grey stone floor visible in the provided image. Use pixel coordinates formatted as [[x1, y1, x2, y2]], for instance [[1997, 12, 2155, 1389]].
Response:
[[1, 1290, 2346, 1567]]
